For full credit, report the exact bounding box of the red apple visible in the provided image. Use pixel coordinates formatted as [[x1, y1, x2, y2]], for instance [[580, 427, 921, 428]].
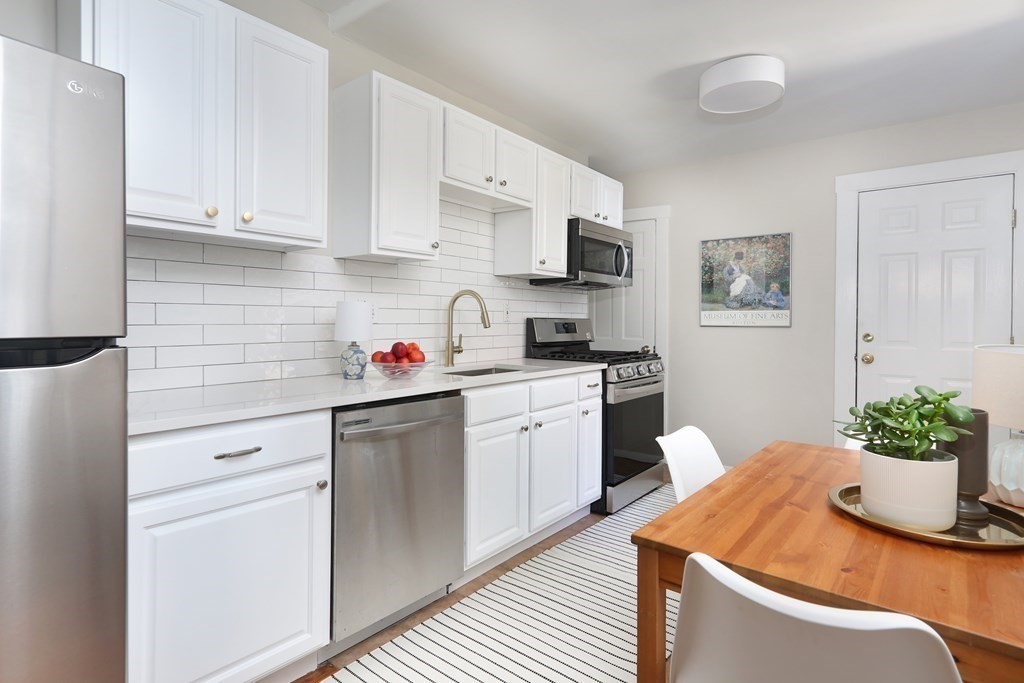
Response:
[[396, 356, 410, 364], [408, 349, 425, 363], [391, 341, 408, 358], [380, 352, 396, 364], [371, 351, 384, 362]]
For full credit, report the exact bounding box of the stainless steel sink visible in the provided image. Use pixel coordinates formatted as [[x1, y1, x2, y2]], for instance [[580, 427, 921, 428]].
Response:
[[445, 367, 522, 377]]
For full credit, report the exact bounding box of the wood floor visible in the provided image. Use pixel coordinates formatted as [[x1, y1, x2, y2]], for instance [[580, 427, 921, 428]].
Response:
[[296, 513, 604, 682]]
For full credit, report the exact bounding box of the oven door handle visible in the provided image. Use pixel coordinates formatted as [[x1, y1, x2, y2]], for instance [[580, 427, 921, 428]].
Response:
[[606, 377, 664, 404]]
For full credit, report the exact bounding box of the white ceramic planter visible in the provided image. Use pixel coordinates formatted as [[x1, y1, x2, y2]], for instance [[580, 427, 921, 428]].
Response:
[[990, 439, 1024, 507], [859, 447, 958, 531]]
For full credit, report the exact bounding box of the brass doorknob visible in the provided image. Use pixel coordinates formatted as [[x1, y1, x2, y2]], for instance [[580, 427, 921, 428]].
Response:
[[205, 206, 219, 218], [241, 211, 254, 223], [861, 353, 875, 365]]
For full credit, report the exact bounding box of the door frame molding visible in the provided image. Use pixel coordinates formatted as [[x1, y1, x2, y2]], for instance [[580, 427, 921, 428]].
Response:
[[833, 150, 1024, 445]]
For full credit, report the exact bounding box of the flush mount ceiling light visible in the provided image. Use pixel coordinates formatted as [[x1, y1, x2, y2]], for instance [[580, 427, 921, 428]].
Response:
[[699, 55, 785, 114]]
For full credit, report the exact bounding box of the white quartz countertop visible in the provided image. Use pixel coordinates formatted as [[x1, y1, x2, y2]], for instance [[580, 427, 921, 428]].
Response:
[[127, 359, 605, 436]]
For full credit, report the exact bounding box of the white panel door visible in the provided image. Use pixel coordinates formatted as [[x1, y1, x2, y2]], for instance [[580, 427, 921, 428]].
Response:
[[534, 149, 570, 275], [443, 107, 495, 191], [128, 459, 331, 683], [95, 0, 221, 231], [377, 77, 441, 256], [529, 404, 577, 532], [495, 129, 536, 202], [233, 13, 326, 242], [465, 416, 529, 568], [601, 176, 624, 228], [857, 175, 1013, 409], [576, 397, 603, 506], [591, 218, 657, 351], [570, 163, 601, 221]]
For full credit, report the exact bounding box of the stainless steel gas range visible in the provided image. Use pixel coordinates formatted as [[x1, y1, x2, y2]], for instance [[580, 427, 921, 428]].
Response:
[[526, 318, 666, 513]]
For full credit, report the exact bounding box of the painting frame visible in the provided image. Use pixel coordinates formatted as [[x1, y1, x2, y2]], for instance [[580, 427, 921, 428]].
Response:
[[699, 232, 792, 328]]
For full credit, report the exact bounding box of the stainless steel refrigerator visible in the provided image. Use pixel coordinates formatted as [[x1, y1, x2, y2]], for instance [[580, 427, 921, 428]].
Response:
[[0, 36, 127, 681]]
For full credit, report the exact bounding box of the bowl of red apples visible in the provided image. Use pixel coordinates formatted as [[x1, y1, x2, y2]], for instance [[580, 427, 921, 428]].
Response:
[[369, 341, 432, 378]]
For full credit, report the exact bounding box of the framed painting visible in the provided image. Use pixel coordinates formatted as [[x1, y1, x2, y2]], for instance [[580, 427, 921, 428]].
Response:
[[700, 232, 792, 327]]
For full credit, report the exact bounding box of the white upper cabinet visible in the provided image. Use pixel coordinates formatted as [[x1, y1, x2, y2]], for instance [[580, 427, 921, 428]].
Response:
[[570, 163, 624, 229], [442, 105, 536, 207], [332, 73, 442, 260], [233, 13, 327, 243], [494, 148, 569, 278], [59, 0, 328, 250]]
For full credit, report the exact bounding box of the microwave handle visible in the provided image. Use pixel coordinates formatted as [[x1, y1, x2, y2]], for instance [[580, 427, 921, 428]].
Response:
[[615, 241, 630, 279]]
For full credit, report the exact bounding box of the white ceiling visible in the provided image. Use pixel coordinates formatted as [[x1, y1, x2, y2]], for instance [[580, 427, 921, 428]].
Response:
[[305, 0, 1024, 175]]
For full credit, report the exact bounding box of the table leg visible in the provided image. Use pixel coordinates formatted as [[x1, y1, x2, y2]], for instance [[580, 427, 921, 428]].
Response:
[[637, 546, 666, 683]]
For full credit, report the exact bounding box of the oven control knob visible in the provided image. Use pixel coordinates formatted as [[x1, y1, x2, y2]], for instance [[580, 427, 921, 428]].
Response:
[[653, 361, 663, 372], [616, 367, 628, 379], [636, 365, 648, 376], [648, 363, 658, 373]]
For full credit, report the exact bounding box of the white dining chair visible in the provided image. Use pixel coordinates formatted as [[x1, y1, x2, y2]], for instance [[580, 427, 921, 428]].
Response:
[[655, 426, 726, 503], [669, 553, 962, 683]]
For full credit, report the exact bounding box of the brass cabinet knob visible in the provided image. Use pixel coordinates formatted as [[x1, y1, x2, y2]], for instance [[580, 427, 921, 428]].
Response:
[[861, 353, 875, 365], [316, 479, 328, 490], [485, 175, 493, 183], [862, 332, 875, 343], [432, 241, 440, 249], [205, 206, 219, 218], [241, 211, 254, 223]]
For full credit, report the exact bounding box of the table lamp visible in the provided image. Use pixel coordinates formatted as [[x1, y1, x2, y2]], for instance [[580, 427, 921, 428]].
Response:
[[972, 344, 1024, 506], [334, 301, 372, 380]]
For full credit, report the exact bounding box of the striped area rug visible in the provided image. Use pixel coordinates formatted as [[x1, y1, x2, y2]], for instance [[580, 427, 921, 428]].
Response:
[[334, 485, 679, 683]]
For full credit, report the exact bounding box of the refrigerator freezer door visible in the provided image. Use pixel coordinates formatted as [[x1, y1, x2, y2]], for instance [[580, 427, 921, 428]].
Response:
[[0, 36, 125, 340], [0, 347, 126, 681]]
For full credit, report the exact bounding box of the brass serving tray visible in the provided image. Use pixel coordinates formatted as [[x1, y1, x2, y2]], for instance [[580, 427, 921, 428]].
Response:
[[828, 484, 1024, 550]]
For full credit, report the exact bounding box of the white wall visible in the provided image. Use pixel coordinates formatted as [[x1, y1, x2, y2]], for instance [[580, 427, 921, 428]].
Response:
[[620, 101, 1024, 466], [0, 0, 56, 50]]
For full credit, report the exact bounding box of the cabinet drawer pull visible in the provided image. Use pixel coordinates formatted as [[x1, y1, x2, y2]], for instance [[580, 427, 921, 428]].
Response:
[[582, 409, 590, 416], [205, 205, 219, 218], [317, 479, 329, 490], [521, 424, 529, 432], [539, 259, 546, 265], [535, 421, 543, 429], [602, 215, 608, 220], [432, 241, 440, 249], [594, 212, 601, 218], [499, 179, 507, 187], [213, 446, 262, 460], [241, 211, 254, 223], [587, 383, 599, 388], [485, 175, 494, 183]]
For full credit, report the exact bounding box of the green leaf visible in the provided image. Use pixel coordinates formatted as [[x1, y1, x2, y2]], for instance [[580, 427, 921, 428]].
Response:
[[916, 385, 940, 401], [849, 406, 863, 418], [941, 390, 962, 399], [932, 425, 957, 442], [944, 403, 975, 425]]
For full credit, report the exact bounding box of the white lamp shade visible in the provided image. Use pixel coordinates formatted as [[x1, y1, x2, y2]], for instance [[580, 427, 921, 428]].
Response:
[[972, 344, 1024, 428], [699, 55, 785, 114], [334, 301, 372, 342]]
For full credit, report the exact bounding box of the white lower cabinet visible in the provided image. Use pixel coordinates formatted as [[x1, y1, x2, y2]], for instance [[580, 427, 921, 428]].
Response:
[[577, 397, 603, 506], [529, 403, 577, 531], [465, 415, 530, 568], [127, 412, 332, 683]]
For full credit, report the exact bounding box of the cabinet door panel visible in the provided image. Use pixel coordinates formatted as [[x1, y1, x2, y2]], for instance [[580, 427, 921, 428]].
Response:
[[444, 107, 495, 190], [128, 460, 330, 683], [377, 77, 441, 255], [577, 398, 603, 506], [570, 163, 601, 221], [234, 15, 326, 242], [535, 149, 570, 275], [495, 129, 536, 202], [529, 404, 577, 531], [95, 0, 220, 230], [601, 177, 624, 229], [466, 416, 529, 568]]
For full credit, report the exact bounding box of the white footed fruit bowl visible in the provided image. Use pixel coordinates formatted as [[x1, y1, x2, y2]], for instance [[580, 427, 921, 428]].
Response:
[[859, 447, 958, 532]]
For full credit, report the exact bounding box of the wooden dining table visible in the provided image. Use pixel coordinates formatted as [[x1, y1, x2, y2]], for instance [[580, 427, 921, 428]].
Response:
[[631, 440, 1024, 683]]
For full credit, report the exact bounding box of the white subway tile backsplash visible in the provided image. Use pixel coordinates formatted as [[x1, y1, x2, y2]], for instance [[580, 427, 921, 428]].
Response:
[[157, 304, 244, 325], [157, 261, 243, 285], [204, 244, 283, 269], [158, 344, 244, 368], [204, 284, 281, 306], [127, 236, 203, 262], [125, 201, 587, 391], [204, 362, 281, 386], [204, 325, 281, 344], [244, 267, 314, 289]]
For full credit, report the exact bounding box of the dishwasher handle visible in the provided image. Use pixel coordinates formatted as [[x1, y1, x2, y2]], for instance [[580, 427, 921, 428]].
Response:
[[339, 413, 463, 441]]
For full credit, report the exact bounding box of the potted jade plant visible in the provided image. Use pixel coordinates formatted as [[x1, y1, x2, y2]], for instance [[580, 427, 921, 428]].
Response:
[[838, 386, 973, 531]]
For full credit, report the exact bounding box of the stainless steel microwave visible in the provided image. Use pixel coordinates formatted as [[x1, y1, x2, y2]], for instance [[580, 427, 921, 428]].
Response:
[[530, 218, 633, 289]]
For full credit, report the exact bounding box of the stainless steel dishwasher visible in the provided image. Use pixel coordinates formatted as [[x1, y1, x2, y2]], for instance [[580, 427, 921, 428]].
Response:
[[331, 390, 464, 645]]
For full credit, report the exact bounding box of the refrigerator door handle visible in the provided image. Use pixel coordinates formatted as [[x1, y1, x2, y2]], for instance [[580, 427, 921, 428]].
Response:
[[213, 446, 263, 460]]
